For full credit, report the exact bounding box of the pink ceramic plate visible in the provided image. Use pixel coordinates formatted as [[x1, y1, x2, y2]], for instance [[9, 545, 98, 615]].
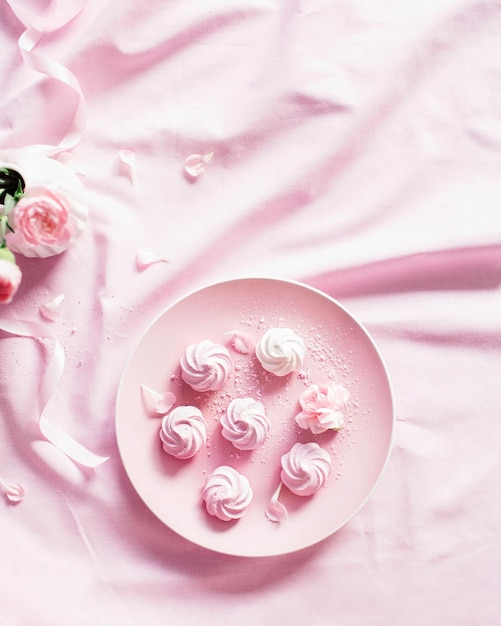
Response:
[[116, 278, 394, 557]]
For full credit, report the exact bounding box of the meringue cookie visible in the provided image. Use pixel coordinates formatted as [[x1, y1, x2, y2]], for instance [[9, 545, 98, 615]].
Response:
[[180, 339, 233, 392], [159, 406, 207, 459], [255, 327, 306, 376], [280, 442, 332, 496], [220, 397, 270, 450], [202, 465, 253, 521]]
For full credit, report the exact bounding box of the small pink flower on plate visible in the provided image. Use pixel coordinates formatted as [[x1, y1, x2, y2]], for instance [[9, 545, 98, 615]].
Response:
[[295, 381, 350, 434], [184, 152, 214, 177]]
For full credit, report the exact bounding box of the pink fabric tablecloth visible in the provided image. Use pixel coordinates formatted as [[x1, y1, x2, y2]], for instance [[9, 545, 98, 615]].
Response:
[[1, 1, 500, 624]]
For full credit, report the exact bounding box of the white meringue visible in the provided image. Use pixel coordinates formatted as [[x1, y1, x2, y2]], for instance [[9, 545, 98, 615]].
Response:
[[280, 442, 332, 496], [202, 465, 253, 521], [220, 397, 270, 450], [180, 339, 233, 392], [159, 406, 207, 459], [255, 327, 306, 376]]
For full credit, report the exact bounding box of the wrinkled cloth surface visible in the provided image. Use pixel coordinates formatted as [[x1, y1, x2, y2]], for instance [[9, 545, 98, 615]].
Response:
[[1, 1, 500, 624]]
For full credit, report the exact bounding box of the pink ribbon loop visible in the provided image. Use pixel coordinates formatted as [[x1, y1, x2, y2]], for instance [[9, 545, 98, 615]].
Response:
[[5, 0, 88, 155], [0, 319, 109, 468]]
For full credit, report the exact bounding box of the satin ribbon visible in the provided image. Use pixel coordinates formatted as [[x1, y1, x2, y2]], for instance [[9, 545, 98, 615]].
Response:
[[5, 0, 88, 155], [0, 3, 108, 466], [0, 4, 108, 466], [0, 318, 109, 468]]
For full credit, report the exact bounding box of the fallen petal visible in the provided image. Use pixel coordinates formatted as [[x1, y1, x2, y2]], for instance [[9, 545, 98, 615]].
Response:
[[184, 152, 214, 177], [225, 330, 255, 354], [265, 482, 288, 523], [141, 384, 176, 415], [136, 247, 169, 270], [0, 478, 25, 504], [118, 149, 136, 186], [40, 295, 65, 321]]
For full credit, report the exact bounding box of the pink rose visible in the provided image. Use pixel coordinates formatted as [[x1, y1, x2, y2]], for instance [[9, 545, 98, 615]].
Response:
[[10, 187, 74, 247], [1, 150, 88, 258], [0, 258, 22, 304], [295, 382, 350, 434]]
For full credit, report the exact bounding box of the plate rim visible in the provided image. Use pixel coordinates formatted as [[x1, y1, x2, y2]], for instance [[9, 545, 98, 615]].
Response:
[[115, 276, 395, 557]]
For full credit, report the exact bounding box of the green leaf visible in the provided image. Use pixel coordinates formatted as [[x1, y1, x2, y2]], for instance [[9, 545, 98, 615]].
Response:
[[3, 194, 15, 214], [14, 180, 24, 201], [0, 215, 6, 245]]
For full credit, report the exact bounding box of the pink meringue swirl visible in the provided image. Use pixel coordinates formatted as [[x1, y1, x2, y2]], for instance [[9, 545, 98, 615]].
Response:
[[180, 340, 233, 392], [280, 442, 332, 496], [220, 397, 270, 450], [159, 406, 207, 459], [202, 465, 253, 521], [255, 327, 306, 376]]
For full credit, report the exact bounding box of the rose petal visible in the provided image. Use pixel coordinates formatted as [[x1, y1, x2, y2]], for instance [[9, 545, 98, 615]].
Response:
[[141, 384, 176, 415], [0, 478, 25, 504], [332, 384, 350, 409], [265, 499, 288, 523], [184, 152, 214, 177], [118, 149, 136, 186], [40, 295, 65, 321], [136, 247, 169, 270], [265, 482, 288, 523], [225, 330, 255, 354]]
